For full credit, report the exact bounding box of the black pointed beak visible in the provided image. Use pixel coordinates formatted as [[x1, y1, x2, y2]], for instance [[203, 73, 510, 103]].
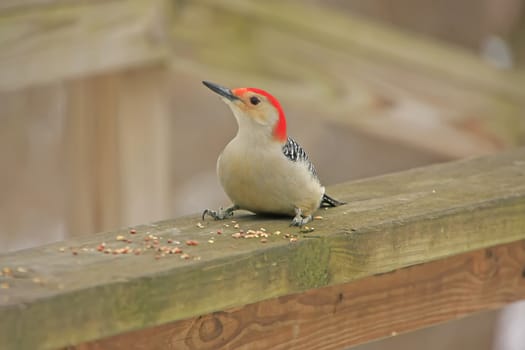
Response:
[[202, 81, 239, 101]]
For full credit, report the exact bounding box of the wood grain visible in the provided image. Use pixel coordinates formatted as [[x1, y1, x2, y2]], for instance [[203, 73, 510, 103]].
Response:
[[75, 240, 525, 350], [0, 149, 524, 349]]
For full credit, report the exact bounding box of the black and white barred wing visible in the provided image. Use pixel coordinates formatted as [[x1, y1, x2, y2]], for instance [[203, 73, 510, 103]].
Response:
[[281, 137, 318, 179], [282, 137, 346, 208]]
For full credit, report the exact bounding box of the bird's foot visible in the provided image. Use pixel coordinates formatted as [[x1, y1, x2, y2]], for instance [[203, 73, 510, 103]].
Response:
[[290, 208, 312, 227], [202, 205, 239, 221]]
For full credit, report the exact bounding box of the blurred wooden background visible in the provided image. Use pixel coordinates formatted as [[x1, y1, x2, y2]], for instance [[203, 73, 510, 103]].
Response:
[[0, 0, 524, 349]]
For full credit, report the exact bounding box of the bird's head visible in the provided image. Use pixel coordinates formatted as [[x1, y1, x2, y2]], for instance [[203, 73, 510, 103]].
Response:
[[202, 81, 287, 143]]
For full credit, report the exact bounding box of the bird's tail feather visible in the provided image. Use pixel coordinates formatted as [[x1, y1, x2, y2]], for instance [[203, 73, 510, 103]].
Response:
[[321, 193, 346, 207]]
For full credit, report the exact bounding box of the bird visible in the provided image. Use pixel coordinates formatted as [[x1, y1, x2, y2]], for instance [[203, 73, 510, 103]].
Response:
[[201, 81, 345, 226]]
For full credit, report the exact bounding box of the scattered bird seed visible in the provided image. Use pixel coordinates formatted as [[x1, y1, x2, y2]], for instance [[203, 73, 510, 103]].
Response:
[[196, 222, 205, 229], [16, 267, 27, 273], [129, 229, 137, 234], [186, 240, 199, 246], [116, 235, 125, 241], [260, 238, 268, 243], [314, 216, 323, 220], [233, 223, 240, 229], [208, 239, 214, 244]]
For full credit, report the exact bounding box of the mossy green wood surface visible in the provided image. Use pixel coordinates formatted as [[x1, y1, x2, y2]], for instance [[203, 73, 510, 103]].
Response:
[[0, 149, 524, 349]]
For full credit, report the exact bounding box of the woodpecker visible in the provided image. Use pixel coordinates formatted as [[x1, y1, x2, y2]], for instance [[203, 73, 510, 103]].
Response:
[[201, 81, 344, 226]]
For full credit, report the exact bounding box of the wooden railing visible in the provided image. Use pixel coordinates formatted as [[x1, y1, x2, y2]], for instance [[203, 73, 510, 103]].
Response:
[[1, 148, 524, 350]]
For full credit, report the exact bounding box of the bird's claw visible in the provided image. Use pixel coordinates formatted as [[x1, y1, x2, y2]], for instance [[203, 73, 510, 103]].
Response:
[[290, 215, 312, 227], [202, 206, 237, 221], [290, 208, 312, 227]]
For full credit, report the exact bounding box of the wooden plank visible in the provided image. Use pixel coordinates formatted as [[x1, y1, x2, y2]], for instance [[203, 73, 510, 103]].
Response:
[[170, 0, 525, 157], [0, 82, 69, 251], [74, 239, 525, 350], [65, 64, 172, 235], [0, 0, 170, 91], [65, 73, 121, 236], [115, 65, 172, 226], [0, 148, 524, 349]]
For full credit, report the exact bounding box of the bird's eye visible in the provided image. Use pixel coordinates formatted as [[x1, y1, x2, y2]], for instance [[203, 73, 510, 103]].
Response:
[[249, 96, 260, 105]]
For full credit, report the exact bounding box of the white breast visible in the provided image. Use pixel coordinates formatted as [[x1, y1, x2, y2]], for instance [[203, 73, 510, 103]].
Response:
[[217, 136, 324, 216]]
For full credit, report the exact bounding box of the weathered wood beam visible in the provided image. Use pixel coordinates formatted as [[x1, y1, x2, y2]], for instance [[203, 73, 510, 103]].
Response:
[[75, 240, 525, 350], [0, 0, 170, 91], [1, 148, 525, 349]]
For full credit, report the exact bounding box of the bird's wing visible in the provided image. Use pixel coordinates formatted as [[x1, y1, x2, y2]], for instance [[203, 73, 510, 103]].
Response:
[[282, 137, 319, 180]]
